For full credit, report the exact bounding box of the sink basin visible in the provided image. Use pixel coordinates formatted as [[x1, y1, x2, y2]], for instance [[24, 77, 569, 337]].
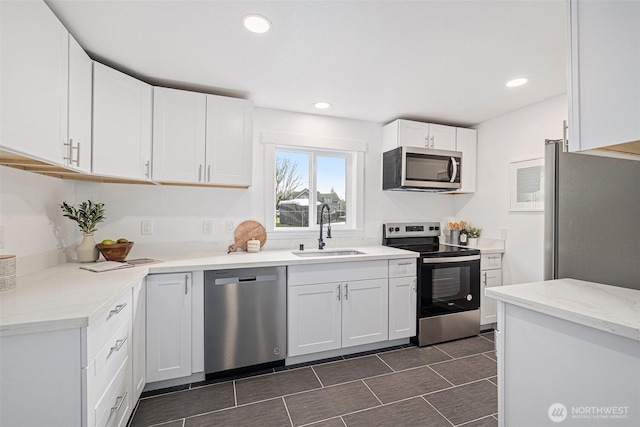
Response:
[[292, 249, 365, 258]]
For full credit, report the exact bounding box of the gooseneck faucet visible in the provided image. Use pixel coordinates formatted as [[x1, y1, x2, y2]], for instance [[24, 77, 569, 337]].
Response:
[[318, 203, 332, 250]]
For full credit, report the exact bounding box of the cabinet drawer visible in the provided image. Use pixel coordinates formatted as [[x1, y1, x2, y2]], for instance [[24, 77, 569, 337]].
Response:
[[288, 260, 387, 286], [86, 320, 131, 412], [94, 362, 132, 427], [481, 253, 502, 270], [388, 258, 417, 278], [86, 290, 132, 364]]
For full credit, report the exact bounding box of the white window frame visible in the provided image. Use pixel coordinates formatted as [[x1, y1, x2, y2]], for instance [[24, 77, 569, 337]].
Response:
[[263, 131, 365, 236]]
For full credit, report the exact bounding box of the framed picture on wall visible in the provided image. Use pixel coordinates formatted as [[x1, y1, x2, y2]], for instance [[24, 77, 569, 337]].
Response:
[[509, 157, 544, 211]]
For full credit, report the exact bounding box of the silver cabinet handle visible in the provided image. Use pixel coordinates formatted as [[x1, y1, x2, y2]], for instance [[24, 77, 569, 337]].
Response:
[[337, 284, 341, 301], [207, 165, 211, 182], [185, 274, 189, 295], [74, 142, 81, 167], [413, 278, 417, 293], [430, 136, 435, 148], [424, 137, 429, 148], [108, 303, 127, 318], [145, 160, 150, 178], [110, 392, 128, 414], [483, 272, 487, 285], [198, 165, 203, 182], [398, 262, 413, 266], [109, 335, 128, 355], [63, 140, 73, 164], [345, 283, 349, 300]]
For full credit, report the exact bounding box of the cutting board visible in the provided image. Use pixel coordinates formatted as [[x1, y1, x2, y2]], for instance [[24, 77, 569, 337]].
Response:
[[228, 220, 267, 253]]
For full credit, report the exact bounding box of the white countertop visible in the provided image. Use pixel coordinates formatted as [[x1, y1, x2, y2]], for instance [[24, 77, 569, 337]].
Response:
[[0, 246, 417, 336], [486, 278, 640, 342]]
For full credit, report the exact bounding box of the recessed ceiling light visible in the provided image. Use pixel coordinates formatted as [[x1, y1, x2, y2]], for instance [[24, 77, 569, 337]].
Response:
[[242, 14, 271, 34], [314, 102, 331, 109], [506, 78, 529, 88]]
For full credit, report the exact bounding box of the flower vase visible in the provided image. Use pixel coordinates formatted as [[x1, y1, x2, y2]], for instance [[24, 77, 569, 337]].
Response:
[[77, 233, 99, 263], [468, 237, 478, 246]]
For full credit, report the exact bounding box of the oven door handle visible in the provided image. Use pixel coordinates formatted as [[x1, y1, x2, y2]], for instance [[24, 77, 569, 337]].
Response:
[[422, 255, 480, 263]]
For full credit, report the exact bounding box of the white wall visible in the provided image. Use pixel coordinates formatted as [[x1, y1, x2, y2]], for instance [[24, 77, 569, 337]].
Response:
[[454, 95, 567, 286], [0, 166, 75, 263], [73, 108, 454, 254]]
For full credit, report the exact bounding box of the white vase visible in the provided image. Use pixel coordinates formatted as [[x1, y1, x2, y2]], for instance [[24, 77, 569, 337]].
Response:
[[77, 233, 99, 263], [468, 237, 478, 246]]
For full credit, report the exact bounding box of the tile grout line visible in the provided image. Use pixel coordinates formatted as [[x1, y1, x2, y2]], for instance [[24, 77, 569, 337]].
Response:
[[310, 365, 326, 388], [427, 365, 456, 388], [375, 353, 396, 372], [281, 396, 295, 427], [233, 380, 238, 407], [339, 416, 348, 426], [420, 395, 456, 427], [457, 414, 498, 426], [181, 419, 185, 427], [360, 379, 384, 406], [433, 345, 456, 359]]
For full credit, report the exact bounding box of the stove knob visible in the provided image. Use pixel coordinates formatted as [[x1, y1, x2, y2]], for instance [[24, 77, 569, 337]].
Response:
[[395, 227, 400, 232], [429, 226, 434, 231], [435, 226, 440, 231], [388, 227, 394, 233]]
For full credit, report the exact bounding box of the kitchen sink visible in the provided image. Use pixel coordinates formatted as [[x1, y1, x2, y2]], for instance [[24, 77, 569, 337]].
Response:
[[292, 249, 365, 257]]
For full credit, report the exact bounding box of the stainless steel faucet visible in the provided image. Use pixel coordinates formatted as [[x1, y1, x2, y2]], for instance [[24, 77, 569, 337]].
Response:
[[318, 203, 332, 250]]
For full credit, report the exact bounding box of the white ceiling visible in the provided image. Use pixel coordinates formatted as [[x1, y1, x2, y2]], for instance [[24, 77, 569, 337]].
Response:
[[47, 0, 567, 127]]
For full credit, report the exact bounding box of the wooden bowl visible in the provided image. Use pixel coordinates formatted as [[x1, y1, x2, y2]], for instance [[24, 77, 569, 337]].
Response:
[[96, 242, 134, 262]]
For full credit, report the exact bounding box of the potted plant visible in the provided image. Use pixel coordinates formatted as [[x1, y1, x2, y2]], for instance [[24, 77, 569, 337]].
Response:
[[464, 225, 482, 246], [60, 200, 106, 262]]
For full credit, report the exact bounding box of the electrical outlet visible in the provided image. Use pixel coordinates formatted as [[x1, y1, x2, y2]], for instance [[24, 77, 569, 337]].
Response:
[[141, 220, 153, 235], [226, 221, 235, 233], [203, 220, 213, 235], [0, 225, 5, 249]]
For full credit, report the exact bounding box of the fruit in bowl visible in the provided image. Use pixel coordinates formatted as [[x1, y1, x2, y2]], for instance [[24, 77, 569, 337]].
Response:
[[96, 240, 134, 262]]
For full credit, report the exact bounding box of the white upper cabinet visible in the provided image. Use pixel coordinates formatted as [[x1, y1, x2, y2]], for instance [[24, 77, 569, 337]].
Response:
[[92, 62, 152, 180], [1, 0, 68, 164], [451, 127, 477, 194], [152, 90, 253, 186], [568, 0, 640, 154], [67, 35, 92, 173], [205, 95, 253, 187], [382, 119, 456, 152], [152, 87, 206, 183]]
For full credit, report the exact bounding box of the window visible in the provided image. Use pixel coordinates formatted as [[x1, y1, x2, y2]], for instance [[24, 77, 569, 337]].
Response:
[[263, 131, 365, 234], [276, 149, 349, 228]]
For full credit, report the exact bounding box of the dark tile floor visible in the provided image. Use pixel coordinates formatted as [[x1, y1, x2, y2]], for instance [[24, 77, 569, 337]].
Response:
[[129, 331, 497, 427]]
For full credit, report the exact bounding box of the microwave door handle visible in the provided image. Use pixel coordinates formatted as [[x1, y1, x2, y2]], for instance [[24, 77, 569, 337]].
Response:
[[448, 157, 458, 182]]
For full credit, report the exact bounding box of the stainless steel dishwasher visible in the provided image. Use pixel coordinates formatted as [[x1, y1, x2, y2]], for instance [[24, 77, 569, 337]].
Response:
[[204, 266, 286, 375]]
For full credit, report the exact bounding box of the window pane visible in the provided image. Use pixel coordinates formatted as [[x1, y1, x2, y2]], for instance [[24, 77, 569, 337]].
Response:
[[276, 151, 309, 227], [317, 156, 347, 225]]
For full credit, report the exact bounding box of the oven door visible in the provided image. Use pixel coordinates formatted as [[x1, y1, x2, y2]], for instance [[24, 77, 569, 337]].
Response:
[[419, 255, 480, 318]]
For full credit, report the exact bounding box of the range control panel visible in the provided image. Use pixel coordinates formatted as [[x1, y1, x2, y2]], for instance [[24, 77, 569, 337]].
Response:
[[383, 222, 441, 238]]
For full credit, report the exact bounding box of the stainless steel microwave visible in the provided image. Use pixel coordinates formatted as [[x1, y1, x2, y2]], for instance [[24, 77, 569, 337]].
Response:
[[383, 146, 462, 191]]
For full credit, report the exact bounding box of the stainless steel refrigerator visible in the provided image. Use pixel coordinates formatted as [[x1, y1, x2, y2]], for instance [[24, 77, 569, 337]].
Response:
[[544, 139, 640, 290]]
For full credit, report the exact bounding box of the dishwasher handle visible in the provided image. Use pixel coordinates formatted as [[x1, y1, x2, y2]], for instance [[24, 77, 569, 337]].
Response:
[[213, 274, 278, 285]]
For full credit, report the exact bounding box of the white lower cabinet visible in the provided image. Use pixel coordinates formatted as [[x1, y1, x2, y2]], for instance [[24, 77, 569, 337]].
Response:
[[480, 253, 503, 326], [387, 258, 417, 340], [132, 278, 146, 402], [145, 271, 204, 384], [287, 261, 389, 357], [146, 273, 192, 382]]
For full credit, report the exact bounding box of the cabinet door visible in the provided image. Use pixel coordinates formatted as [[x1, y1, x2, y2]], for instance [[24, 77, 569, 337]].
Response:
[[67, 34, 92, 172], [146, 273, 192, 382], [428, 124, 457, 151], [480, 269, 501, 325], [388, 276, 417, 340], [455, 127, 476, 193], [93, 62, 152, 180], [152, 87, 206, 183], [342, 278, 389, 348], [205, 95, 253, 186], [288, 282, 342, 357], [568, 0, 640, 152], [1, 0, 68, 164], [398, 120, 429, 148], [132, 278, 146, 402]]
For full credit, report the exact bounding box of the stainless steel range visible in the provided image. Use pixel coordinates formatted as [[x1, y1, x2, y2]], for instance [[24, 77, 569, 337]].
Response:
[[383, 221, 481, 346]]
